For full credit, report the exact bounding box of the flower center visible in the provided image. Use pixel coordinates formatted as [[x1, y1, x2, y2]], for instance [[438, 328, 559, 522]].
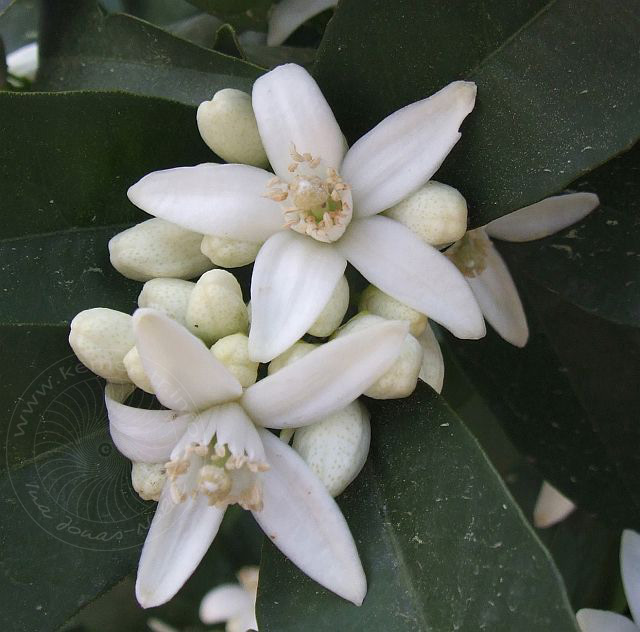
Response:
[[166, 439, 268, 512], [446, 229, 490, 278], [265, 144, 352, 243]]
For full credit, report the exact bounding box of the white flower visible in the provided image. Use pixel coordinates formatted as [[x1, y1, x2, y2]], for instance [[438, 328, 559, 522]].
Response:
[[138, 278, 195, 326], [200, 566, 259, 632], [6, 42, 38, 81], [106, 308, 408, 608], [577, 530, 640, 631], [447, 192, 600, 347], [533, 481, 576, 528], [128, 63, 485, 362], [267, 0, 337, 46]]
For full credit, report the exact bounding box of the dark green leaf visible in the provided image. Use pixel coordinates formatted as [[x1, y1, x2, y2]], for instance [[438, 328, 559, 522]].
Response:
[[315, 0, 640, 226], [447, 276, 640, 529], [257, 384, 579, 631], [0, 90, 222, 630], [36, 0, 262, 105], [122, 0, 197, 25], [213, 22, 246, 59], [0, 0, 38, 52], [498, 146, 640, 327]]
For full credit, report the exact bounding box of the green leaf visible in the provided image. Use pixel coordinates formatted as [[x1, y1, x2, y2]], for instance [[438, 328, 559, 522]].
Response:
[[497, 146, 640, 327], [36, 0, 262, 106], [0, 0, 38, 52], [257, 384, 579, 631], [447, 276, 640, 529], [0, 90, 218, 630], [314, 0, 640, 226]]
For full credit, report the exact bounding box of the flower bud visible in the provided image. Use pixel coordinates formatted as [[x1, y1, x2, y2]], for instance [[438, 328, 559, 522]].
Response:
[[186, 270, 248, 345], [211, 333, 259, 387], [293, 401, 370, 497], [308, 276, 349, 337], [137, 278, 195, 325], [131, 462, 166, 501], [334, 313, 421, 399], [267, 341, 318, 375], [123, 346, 154, 394], [200, 234, 262, 268], [69, 308, 134, 383], [384, 181, 468, 248], [197, 89, 269, 168], [359, 284, 427, 337], [533, 481, 576, 528], [109, 218, 213, 282]]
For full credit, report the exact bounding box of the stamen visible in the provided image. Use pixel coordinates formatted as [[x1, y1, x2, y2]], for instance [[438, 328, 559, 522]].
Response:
[[264, 145, 353, 243]]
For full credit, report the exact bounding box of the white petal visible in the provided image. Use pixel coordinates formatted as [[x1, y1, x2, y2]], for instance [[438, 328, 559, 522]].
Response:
[[214, 402, 267, 465], [576, 609, 638, 632], [252, 64, 345, 180], [337, 216, 485, 339], [342, 81, 476, 218], [484, 192, 600, 242], [136, 485, 226, 608], [253, 428, 366, 605], [466, 234, 529, 347], [105, 384, 191, 462], [248, 231, 347, 362], [6, 42, 38, 80], [128, 163, 283, 242], [532, 481, 576, 528], [622, 530, 640, 624], [133, 309, 242, 412], [417, 323, 445, 393], [242, 319, 408, 428], [267, 0, 337, 46], [199, 584, 252, 624]]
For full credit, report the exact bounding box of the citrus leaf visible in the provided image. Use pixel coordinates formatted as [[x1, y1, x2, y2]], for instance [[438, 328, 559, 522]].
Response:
[[314, 0, 640, 226], [257, 384, 579, 631], [36, 0, 262, 105]]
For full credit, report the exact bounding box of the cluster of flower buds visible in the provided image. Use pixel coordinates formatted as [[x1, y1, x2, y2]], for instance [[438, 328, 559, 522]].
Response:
[[68, 63, 599, 611]]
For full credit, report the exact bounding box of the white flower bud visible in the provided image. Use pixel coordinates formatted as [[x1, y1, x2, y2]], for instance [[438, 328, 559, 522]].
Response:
[[186, 270, 248, 344], [131, 462, 166, 501], [308, 276, 349, 337], [533, 481, 576, 528], [267, 341, 318, 375], [109, 218, 213, 282], [293, 401, 370, 497], [211, 333, 259, 387], [384, 181, 468, 248], [123, 346, 154, 394], [200, 234, 262, 268], [334, 313, 422, 399], [69, 308, 134, 383], [197, 89, 269, 168], [137, 278, 195, 325], [359, 284, 427, 337]]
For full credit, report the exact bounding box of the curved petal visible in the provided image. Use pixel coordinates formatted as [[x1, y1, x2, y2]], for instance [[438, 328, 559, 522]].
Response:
[[199, 584, 252, 624], [133, 309, 242, 412], [532, 482, 576, 528], [128, 163, 283, 242], [417, 323, 444, 394], [267, 0, 337, 46], [253, 428, 366, 605], [243, 319, 408, 428], [105, 384, 191, 462], [484, 192, 600, 242], [136, 484, 226, 608], [621, 530, 640, 624], [342, 81, 476, 218], [252, 64, 345, 180], [466, 236, 529, 347], [576, 609, 638, 632], [249, 231, 347, 362], [337, 216, 485, 339]]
